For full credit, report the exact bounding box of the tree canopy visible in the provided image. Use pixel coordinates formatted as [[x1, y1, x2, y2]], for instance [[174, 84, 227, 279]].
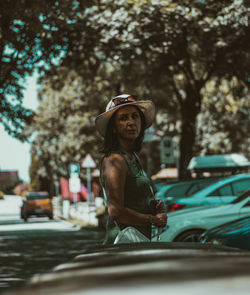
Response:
[[2, 0, 249, 178], [0, 0, 93, 139]]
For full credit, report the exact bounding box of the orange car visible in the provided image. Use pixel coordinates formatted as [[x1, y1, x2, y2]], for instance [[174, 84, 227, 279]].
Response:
[[21, 192, 53, 221]]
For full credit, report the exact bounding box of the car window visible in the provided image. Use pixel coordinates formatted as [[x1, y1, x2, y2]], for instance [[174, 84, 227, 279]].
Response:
[[231, 179, 250, 196], [165, 184, 190, 198], [186, 183, 200, 195], [186, 177, 223, 196], [232, 190, 250, 204], [208, 183, 233, 197], [243, 201, 250, 207]]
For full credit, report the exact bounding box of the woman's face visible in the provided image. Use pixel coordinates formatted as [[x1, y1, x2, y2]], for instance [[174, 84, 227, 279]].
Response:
[[114, 105, 141, 142]]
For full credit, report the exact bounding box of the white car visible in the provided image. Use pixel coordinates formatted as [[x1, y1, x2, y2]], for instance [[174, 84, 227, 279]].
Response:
[[153, 189, 250, 242]]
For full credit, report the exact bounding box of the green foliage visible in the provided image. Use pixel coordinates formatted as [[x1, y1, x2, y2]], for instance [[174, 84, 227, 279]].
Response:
[[0, 0, 94, 140], [195, 77, 250, 156]]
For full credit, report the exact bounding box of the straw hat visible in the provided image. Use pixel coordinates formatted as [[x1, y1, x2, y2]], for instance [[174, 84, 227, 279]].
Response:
[[95, 94, 155, 137]]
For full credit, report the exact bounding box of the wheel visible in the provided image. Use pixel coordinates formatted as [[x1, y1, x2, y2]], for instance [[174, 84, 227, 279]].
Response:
[[23, 216, 28, 222], [175, 229, 204, 242], [49, 214, 53, 220]]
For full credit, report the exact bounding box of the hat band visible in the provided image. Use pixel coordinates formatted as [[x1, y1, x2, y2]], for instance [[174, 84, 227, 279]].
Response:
[[111, 96, 136, 108]]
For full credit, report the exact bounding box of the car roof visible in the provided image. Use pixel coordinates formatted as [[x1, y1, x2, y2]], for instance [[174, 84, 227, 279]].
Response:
[[158, 175, 226, 193], [191, 173, 250, 195], [188, 154, 250, 173], [169, 173, 250, 202]]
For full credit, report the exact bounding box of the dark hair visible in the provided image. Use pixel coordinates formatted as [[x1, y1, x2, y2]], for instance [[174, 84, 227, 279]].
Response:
[[101, 106, 146, 155]]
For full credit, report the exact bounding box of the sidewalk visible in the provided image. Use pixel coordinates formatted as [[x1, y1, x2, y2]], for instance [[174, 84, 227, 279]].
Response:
[[53, 196, 105, 228]]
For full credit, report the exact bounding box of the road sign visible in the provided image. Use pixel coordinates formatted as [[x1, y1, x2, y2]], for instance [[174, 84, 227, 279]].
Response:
[[69, 163, 80, 175], [160, 136, 179, 165], [69, 175, 81, 193], [82, 154, 96, 204], [82, 154, 96, 168]]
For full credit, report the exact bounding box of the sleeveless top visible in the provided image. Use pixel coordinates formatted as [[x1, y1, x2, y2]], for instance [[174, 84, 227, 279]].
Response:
[[100, 147, 155, 245]]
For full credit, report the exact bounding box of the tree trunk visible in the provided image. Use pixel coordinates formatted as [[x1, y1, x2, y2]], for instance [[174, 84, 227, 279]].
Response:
[[178, 84, 201, 180]]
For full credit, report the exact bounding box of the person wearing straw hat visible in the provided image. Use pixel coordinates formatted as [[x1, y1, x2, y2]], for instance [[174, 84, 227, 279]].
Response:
[[95, 94, 167, 244]]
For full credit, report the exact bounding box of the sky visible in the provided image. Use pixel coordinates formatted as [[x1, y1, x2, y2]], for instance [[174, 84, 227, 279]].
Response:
[[0, 73, 39, 183]]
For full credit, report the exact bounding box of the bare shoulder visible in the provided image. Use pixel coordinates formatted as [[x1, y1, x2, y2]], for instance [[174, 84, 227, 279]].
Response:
[[102, 153, 127, 171]]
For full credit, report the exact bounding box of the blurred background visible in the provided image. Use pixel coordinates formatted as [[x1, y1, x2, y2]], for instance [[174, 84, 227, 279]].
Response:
[[0, 0, 249, 199]]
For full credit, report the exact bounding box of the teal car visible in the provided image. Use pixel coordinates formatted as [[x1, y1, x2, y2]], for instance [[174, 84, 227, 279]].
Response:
[[155, 177, 222, 204], [200, 216, 250, 251], [200, 190, 250, 250], [165, 173, 250, 212]]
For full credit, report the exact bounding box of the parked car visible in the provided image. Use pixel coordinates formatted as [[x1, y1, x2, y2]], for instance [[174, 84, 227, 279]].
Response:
[[20, 191, 53, 221], [188, 153, 250, 176], [155, 177, 222, 204], [164, 173, 250, 212], [200, 216, 250, 251], [153, 189, 250, 243], [200, 190, 250, 250]]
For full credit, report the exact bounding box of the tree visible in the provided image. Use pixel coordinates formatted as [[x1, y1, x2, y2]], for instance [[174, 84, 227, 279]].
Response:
[[29, 151, 53, 194], [30, 66, 114, 179], [81, 0, 249, 177], [0, 0, 94, 140], [195, 77, 250, 156], [29, 153, 42, 192]]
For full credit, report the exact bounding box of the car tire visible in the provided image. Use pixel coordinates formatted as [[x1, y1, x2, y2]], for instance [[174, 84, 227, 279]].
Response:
[[49, 214, 53, 220], [174, 229, 205, 243], [23, 216, 28, 222]]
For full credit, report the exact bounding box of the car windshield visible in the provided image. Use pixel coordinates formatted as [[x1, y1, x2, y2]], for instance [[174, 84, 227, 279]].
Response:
[[185, 177, 223, 196], [27, 195, 50, 200]]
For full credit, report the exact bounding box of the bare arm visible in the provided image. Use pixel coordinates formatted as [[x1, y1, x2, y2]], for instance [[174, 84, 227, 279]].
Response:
[[102, 154, 166, 227]]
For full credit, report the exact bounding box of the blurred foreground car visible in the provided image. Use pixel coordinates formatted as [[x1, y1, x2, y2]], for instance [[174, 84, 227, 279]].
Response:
[[153, 189, 250, 242], [165, 173, 250, 212], [21, 192, 53, 221]]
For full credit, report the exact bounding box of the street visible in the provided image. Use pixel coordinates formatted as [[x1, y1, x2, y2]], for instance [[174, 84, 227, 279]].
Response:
[[0, 195, 104, 293], [2, 196, 250, 295]]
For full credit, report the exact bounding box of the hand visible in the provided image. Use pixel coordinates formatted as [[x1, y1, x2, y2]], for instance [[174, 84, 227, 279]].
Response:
[[153, 212, 167, 228], [149, 200, 166, 215], [155, 200, 165, 214]]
